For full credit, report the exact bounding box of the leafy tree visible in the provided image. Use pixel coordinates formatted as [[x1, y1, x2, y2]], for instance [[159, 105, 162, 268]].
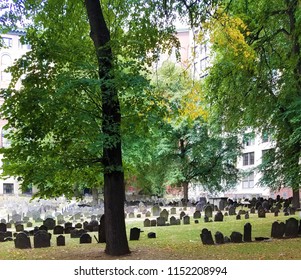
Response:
[[204, 0, 301, 207]]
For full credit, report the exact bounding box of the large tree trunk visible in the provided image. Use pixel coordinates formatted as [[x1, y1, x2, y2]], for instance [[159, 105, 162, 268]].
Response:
[[85, 0, 130, 256], [292, 189, 300, 209], [182, 181, 189, 206]]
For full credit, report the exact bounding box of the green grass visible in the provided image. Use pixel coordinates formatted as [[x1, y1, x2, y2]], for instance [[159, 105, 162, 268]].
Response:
[[0, 212, 301, 260]]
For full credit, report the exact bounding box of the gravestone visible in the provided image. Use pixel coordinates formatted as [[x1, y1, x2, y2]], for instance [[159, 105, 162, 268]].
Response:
[[156, 216, 166, 226], [257, 206, 266, 218], [170, 207, 177, 215], [71, 229, 87, 238], [160, 209, 169, 221], [75, 223, 83, 229], [230, 231, 243, 243], [289, 207, 296, 215], [193, 211, 201, 219], [285, 218, 299, 238], [14, 232, 31, 249], [53, 225, 64, 235], [43, 218, 56, 230], [129, 227, 141, 241], [56, 235, 65, 246], [236, 214, 241, 220], [0, 223, 7, 233], [183, 215, 190, 225], [214, 211, 224, 222], [34, 230, 51, 248], [80, 233, 92, 244], [136, 214, 141, 218], [145, 211, 151, 218], [204, 205, 213, 218], [23, 216, 30, 223], [244, 223, 252, 242], [274, 210, 279, 217], [39, 225, 48, 232], [219, 199, 227, 211], [12, 214, 21, 223], [229, 205, 236, 216], [151, 205, 161, 216], [200, 228, 214, 245], [150, 220, 157, 227], [245, 213, 249, 219], [147, 232, 156, 238], [214, 231, 224, 244], [15, 224, 24, 232], [143, 219, 151, 227], [271, 221, 285, 238], [0, 219, 6, 224], [169, 216, 177, 226], [128, 212, 135, 219], [180, 211, 186, 220], [250, 207, 256, 214], [204, 215, 209, 223], [26, 222, 33, 228]]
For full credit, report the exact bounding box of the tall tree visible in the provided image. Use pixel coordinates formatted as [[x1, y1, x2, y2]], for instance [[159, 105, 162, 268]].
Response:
[[204, 0, 301, 207]]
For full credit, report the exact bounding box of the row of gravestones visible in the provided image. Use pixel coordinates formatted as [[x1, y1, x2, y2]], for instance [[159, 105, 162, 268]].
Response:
[[143, 215, 194, 227], [271, 218, 301, 238], [201, 223, 253, 245], [13, 230, 93, 249]]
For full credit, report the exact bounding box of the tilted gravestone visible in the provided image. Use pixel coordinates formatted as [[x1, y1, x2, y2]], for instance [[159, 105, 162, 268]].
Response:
[[214, 211, 224, 222], [214, 231, 224, 244], [204, 205, 213, 218], [56, 235, 65, 246], [129, 227, 141, 241], [230, 231, 243, 243], [271, 221, 285, 238], [34, 230, 51, 248], [285, 218, 299, 238], [243, 223, 252, 242], [200, 228, 214, 245], [80, 233, 92, 244], [14, 232, 31, 249]]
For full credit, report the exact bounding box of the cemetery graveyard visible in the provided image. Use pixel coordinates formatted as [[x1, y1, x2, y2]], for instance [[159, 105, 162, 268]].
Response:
[[1, 195, 301, 259]]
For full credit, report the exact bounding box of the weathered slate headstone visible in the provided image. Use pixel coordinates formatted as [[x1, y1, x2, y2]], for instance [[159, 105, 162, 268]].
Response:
[[151, 205, 161, 216], [169, 216, 177, 226], [75, 223, 83, 229], [156, 216, 166, 226], [43, 218, 56, 230], [34, 230, 51, 248], [204, 205, 213, 218], [236, 214, 241, 220], [56, 235, 65, 246], [145, 211, 151, 218], [214, 231, 224, 244], [250, 207, 256, 214], [170, 207, 177, 215], [180, 211, 186, 220], [229, 205, 236, 216], [129, 227, 141, 240], [230, 231, 243, 243], [182, 215, 190, 225], [80, 233, 92, 244], [53, 225, 64, 235], [143, 219, 151, 227], [128, 212, 135, 219], [245, 212, 249, 219], [200, 228, 214, 245], [243, 223, 252, 242], [160, 209, 169, 221], [271, 221, 285, 238], [15, 224, 24, 232], [98, 215, 106, 243], [193, 211, 201, 219], [14, 232, 31, 249], [214, 211, 224, 222], [257, 206, 266, 218], [150, 219, 157, 227], [285, 217, 299, 238], [0, 223, 7, 233]]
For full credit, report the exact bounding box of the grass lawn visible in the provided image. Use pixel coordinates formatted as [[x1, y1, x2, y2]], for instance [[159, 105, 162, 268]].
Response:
[[0, 212, 301, 260]]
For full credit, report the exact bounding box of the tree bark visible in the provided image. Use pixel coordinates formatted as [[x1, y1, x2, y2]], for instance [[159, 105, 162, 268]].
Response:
[[182, 181, 189, 206], [292, 189, 300, 209], [84, 0, 130, 256]]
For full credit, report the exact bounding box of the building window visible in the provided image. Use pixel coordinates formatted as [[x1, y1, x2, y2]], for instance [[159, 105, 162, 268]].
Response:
[[262, 131, 270, 143], [243, 152, 255, 166], [243, 132, 255, 146], [1, 37, 12, 48], [3, 183, 14, 194], [1, 128, 11, 148], [242, 172, 254, 189]]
